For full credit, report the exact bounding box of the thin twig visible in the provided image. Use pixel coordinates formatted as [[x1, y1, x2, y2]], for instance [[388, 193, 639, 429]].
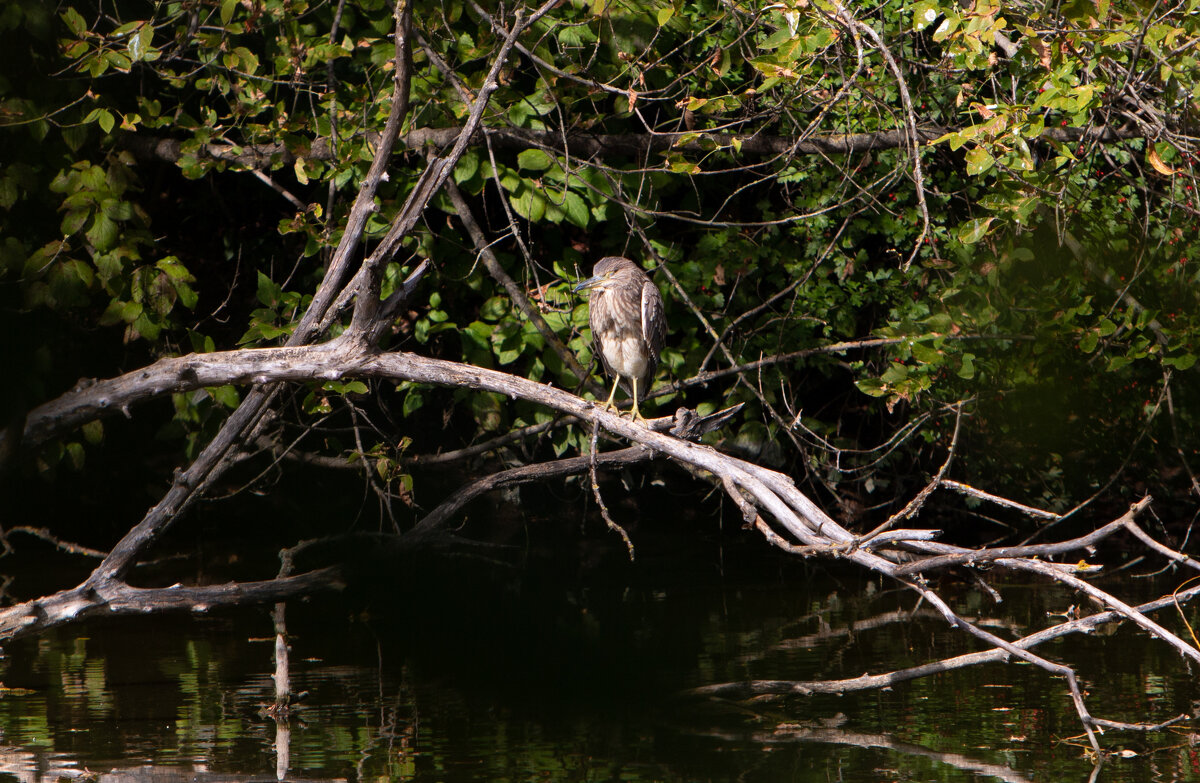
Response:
[[589, 420, 635, 560], [859, 402, 964, 543]]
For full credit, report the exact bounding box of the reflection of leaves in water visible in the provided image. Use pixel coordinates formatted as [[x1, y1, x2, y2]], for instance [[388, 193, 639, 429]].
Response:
[[31, 636, 113, 716], [165, 639, 252, 758]]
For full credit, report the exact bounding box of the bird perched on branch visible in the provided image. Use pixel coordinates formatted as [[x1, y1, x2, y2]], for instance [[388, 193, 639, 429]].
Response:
[[572, 256, 666, 420]]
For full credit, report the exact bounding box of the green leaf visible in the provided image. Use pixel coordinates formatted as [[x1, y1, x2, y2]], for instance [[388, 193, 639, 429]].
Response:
[[480, 296, 509, 321], [65, 441, 85, 470], [667, 158, 702, 174], [510, 186, 546, 222], [1078, 332, 1099, 353], [62, 7, 87, 35], [82, 420, 104, 445], [964, 146, 994, 176], [172, 279, 198, 309], [0, 176, 17, 209], [61, 209, 89, 235], [128, 25, 153, 62], [67, 259, 94, 287], [157, 257, 193, 280], [881, 362, 909, 384], [454, 150, 479, 184], [912, 1, 940, 31], [233, 46, 258, 74], [256, 271, 282, 307], [561, 190, 589, 228], [910, 341, 942, 364], [759, 28, 794, 50], [402, 387, 424, 417], [956, 216, 994, 245], [517, 149, 553, 171], [86, 213, 118, 251], [1106, 355, 1131, 372], [470, 392, 503, 431], [855, 377, 888, 397], [657, 6, 673, 25], [211, 385, 240, 408]]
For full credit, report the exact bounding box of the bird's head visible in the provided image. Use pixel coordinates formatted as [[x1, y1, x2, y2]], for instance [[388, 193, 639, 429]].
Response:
[[572, 256, 633, 294]]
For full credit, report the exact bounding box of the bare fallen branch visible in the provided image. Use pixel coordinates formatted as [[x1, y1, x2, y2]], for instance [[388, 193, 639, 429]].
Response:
[[0, 567, 344, 641], [1, 324, 1193, 748], [891, 498, 1155, 576]]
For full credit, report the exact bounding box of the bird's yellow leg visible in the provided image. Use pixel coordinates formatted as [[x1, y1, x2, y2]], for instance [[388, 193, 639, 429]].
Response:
[[603, 377, 621, 412], [631, 377, 644, 421]]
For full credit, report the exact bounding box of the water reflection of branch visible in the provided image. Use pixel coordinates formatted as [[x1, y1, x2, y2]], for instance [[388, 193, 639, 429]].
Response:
[[689, 580, 1200, 714], [768, 608, 1019, 653], [0, 746, 343, 783], [687, 723, 1036, 783]]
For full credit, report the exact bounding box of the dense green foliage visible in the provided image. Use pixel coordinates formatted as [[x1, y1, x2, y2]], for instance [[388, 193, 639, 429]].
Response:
[[3, 0, 1199, 525]]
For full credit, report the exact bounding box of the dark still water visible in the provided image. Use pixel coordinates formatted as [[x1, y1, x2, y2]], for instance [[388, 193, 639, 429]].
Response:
[[0, 533, 1196, 783]]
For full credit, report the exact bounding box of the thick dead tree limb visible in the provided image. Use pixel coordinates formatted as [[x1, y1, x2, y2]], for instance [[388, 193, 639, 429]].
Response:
[[1, 330, 1195, 747], [120, 124, 1147, 168], [0, 567, 343, 641]]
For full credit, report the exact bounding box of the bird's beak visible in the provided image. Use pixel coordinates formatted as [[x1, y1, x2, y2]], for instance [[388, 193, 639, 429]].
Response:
[[572, 274, 602, 293]]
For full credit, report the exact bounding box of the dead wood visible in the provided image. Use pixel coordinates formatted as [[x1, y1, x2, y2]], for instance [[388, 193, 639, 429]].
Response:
[[0, 567, 344, 641], [0, 0, 1194, 757], [119, 124, 1146, 169], [4, 312, 1197, 751]]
